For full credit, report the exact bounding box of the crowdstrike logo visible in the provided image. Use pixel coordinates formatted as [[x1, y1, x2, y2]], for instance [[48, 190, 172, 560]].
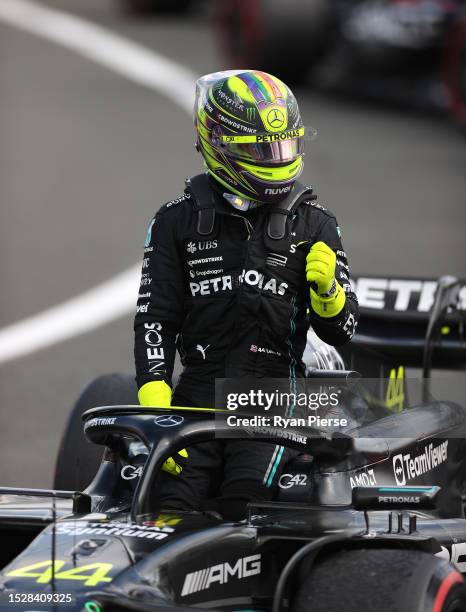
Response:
[[218, 113, 255, 133], [187, 256, 223, 268], [392, 441, 448, 485], [86, 417, 116, 428]]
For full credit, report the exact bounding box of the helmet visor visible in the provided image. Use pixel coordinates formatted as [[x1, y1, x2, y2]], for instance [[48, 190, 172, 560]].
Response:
[[219, 127, 306, 164]]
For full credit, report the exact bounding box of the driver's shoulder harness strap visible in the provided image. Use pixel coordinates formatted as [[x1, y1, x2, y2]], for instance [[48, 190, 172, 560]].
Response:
[[185, 173, 317, 250]]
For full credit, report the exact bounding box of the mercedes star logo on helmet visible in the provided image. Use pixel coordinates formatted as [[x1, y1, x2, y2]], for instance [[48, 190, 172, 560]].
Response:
[[154, 414, 184, 427], [267, 108, 285, 129]]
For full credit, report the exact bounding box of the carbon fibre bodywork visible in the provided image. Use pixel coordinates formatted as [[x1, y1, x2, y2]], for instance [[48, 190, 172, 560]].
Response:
[[1, 275, 465, 610], [2, 400, 466, 611]]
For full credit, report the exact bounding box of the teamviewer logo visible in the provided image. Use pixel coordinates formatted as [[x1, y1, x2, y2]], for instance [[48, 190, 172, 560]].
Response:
[[393, 454, 406, 486]]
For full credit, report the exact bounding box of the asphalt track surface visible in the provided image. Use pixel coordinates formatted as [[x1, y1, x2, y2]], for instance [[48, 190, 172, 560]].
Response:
[[0, 0, 465, 487]]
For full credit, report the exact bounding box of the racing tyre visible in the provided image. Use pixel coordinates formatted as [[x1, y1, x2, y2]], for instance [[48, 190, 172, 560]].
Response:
[[293, 548, 466, 612], [216, 0, 333, 83], [54, 373, 138, 491]]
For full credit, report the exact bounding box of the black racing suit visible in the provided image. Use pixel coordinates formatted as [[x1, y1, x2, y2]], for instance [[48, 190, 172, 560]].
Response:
[[134, 176, 359, 518]]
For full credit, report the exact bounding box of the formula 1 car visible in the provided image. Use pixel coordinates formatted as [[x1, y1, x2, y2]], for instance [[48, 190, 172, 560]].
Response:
[[0, 276, 465, 611], [217, 0, 466, 126]]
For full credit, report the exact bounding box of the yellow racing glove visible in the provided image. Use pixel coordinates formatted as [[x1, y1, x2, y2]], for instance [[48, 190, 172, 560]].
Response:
[[138, 380, 172, 407], [306, 241, 346, 318], [161, 448, 188, 476], [138, 380, 188, 476]]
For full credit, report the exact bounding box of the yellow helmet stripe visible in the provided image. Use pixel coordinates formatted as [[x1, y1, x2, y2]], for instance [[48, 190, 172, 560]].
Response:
[[200, 138, 257, 192], [237, 156, 303, 181], [221, 127, 305, 144]]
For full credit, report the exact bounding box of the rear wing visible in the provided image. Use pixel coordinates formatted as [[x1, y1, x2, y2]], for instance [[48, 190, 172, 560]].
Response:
[[348, 275, 466, 370]]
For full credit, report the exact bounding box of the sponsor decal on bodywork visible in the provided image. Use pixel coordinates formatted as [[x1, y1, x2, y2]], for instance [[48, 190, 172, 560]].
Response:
[[143, 514, 183, 528], [121, 465, 143, 480], [181, 554, 261, 597], [7, 561, 114, 586], [378, 495, 421, 504], [393, 441, 448, 485], [350, 468, 377, 489], [248, 427, 308, 445], [278, 473, 308, 489], [154, 414, 184, 427], [385, 366, 405, 413], [56, 521, 175, 540], [353, 277, 466, 312], [86, 417, 116, 428]]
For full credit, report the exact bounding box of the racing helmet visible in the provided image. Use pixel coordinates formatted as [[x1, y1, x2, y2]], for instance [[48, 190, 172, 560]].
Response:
[[194, 69, 306, 205]]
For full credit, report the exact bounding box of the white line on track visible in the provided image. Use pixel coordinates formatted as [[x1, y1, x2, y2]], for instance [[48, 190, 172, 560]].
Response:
[[0, 0, 197, 364]]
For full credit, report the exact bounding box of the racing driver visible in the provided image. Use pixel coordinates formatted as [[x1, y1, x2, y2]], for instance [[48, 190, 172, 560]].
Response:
[[134, 69, 359, 519]]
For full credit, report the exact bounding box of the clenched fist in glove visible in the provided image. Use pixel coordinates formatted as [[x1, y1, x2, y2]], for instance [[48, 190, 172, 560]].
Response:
[[306, 241, 346, 318]]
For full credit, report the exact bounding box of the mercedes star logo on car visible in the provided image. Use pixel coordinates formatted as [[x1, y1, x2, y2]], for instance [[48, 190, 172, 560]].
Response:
[[154, 414, 184, 427]]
